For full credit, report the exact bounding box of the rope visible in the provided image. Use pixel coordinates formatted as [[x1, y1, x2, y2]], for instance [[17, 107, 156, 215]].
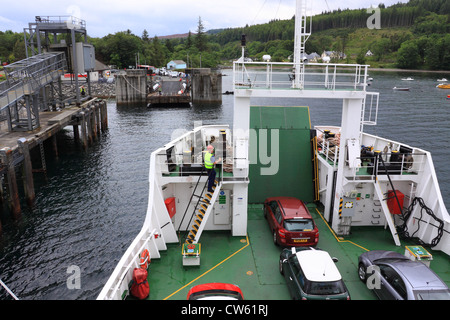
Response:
[[123, 75, 147, 95], [0, 278, 19, 300]]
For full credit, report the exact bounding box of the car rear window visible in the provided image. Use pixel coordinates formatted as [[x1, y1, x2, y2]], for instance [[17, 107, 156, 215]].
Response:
[[284, 219, 314, 231], [414, 290, 450, 300], [307, 280, 346, 295]]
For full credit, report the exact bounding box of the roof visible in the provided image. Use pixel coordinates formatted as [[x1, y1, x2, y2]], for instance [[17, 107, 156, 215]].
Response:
[[297, 250, 342, 282], [95, 60, 109, 71], [169, 60, 186, 65], [389, 260, 448, 289], [269, 197, 312, 219]]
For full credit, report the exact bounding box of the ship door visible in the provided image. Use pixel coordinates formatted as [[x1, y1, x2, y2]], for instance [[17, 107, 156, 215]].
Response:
[[213, 190, 230, 224]]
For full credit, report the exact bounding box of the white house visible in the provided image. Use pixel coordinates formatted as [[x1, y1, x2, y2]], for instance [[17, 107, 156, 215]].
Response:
[[167, 60, 187, 70]]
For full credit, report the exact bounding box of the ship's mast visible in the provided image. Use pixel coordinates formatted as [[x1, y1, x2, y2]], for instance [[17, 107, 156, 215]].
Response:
[[293, 0, 312, 88]]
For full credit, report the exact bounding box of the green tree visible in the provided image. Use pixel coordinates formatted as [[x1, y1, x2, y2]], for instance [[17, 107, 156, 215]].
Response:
[[356, 49, 366, 65], [102, 31, 142, 68], [142, 29, 149, 42], [371, 38, 391, 61], [397, 40, 421, 69], [195, 16, 207, 52], [186, 31, 193, 49]]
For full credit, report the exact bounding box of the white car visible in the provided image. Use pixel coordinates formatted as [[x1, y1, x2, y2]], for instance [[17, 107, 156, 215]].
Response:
[[279, 247, 350, 300]]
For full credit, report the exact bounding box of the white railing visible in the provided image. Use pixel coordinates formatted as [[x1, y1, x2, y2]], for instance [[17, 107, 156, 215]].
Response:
[[233, 61, 370, 92], [34, 15, 86, 29]]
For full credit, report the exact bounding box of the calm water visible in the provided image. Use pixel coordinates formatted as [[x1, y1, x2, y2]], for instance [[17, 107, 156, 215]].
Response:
[[0, 69, 449, 300]]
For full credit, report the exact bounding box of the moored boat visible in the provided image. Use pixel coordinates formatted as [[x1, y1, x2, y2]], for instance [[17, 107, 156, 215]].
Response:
[[437, 83, 450, 89]]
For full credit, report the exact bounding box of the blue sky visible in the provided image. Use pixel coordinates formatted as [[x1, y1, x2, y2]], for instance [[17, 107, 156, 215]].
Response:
[[1, 0, 409, 38]]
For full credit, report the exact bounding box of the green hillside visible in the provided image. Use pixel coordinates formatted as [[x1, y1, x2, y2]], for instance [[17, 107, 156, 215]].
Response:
[[1, 0, 449, 71]]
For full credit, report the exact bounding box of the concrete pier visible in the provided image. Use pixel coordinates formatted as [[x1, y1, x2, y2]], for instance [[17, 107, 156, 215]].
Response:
[[0, 98, 108, 229], [115, 70, 147, 105], [190, 68, 222, 104]]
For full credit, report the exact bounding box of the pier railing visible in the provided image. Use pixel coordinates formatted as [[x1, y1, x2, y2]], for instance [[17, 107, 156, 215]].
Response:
[[233, 61, 370, 92], [0, 53, 67, 110], [33, 15, 86, 30]]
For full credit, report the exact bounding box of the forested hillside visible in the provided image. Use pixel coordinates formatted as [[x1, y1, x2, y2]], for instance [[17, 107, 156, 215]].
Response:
[[1, 0, 449, 71]]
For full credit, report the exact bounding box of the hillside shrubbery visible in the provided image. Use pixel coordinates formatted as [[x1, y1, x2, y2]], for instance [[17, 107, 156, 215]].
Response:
[[1, 0, 449, 70]]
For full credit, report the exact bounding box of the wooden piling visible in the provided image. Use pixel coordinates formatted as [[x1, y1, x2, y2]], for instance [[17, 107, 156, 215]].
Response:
[[73, 124, 80, 144], [51, 135, 58, 159], [86, 107, 93, 145], [80, 111, 88, 150], [17, 138, 35, 207], [100, 100, 108, 132], [0, 148, 21, 219], [92, 105, 98, 141], [95, 102, 100, 137]]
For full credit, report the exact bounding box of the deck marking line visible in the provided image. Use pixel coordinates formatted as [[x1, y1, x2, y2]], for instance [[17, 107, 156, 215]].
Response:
[[315, 208, 369, 252], [163, 235, 250, 300]]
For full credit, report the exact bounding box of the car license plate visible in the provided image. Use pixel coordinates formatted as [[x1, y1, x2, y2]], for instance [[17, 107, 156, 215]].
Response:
[[294, 239, 308, 243]]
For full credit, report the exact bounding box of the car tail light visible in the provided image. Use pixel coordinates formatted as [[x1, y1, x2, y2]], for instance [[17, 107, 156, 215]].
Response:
[[278, 228, 286, 239], [315, 232, 319, 243]]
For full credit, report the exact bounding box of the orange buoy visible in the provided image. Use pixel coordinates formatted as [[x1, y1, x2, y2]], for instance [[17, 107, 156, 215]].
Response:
[[139, 249, 151, 269]]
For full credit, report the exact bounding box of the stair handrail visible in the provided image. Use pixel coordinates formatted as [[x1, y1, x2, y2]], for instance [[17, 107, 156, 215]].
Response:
[[177, 165, 206, 235], [375, 153, 405, 221], [181, 169, 216, 244]]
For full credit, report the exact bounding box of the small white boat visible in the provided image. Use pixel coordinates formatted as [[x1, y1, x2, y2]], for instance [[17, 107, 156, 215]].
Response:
[[401, 77, 414, 81], [393, 87, 410, 91], [437, 78, 448, 82]]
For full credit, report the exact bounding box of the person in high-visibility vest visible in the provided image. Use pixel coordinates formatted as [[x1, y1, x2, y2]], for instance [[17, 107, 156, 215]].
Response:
[[204, 145, 221, 192]]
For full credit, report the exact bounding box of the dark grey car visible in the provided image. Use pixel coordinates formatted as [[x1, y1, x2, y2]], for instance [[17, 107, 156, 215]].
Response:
[[358, 250, 450, 300]]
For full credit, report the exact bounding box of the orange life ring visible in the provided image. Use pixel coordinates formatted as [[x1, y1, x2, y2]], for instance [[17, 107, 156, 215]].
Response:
[[139, 249, 151, 269]]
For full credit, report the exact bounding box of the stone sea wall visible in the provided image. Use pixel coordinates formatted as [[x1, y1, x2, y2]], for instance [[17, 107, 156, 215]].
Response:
[[62, 82, 116, 99]]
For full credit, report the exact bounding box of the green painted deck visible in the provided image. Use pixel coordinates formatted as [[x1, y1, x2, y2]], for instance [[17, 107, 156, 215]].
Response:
[[142, 203, 449, 300]]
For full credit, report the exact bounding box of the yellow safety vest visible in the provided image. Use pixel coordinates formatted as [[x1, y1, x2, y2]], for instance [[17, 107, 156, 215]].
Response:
[[204, 152, 213, 169]]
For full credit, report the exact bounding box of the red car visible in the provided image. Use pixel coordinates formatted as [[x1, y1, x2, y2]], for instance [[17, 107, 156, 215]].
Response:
[[187, 283, 244, 300], [264, 197, 319, 247]]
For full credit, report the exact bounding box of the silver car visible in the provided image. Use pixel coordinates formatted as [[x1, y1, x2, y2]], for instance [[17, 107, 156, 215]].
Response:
[[358, 250, 450, 300]]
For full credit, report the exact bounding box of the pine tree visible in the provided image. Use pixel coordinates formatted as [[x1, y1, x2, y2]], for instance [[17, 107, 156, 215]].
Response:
[[195, 16, 207, 52]]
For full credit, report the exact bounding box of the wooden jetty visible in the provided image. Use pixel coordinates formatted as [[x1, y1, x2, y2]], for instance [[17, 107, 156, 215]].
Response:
[[0, 98, 107, 231]]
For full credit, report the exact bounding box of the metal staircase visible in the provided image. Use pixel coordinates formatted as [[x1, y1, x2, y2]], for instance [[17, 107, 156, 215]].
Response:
[[185, 179, 221, 244], [372, 153, 403, 246], [373, 179, 401, 246], [0, 52, 67, 131]]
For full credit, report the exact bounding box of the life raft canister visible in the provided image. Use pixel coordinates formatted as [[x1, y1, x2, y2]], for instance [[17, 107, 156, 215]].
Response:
[[130, 267, 149, 299], [139, 249, 151, 270]]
